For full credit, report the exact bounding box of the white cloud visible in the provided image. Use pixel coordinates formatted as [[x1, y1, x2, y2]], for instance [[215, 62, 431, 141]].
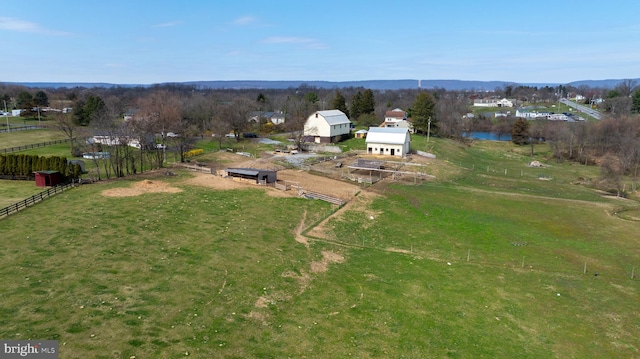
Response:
[[232, 16, 256, 25], [262, 36, 326, 49], [152, 21, 182, 28], [0, 17, 69, 35]]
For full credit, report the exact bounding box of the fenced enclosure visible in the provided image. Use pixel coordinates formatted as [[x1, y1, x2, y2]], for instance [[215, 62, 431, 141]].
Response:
[[0, 183, 75, 219], [0, 139, 69, 154]]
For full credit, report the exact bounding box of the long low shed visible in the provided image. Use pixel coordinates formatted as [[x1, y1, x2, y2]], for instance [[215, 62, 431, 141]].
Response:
[[224, 168, 277, 184]]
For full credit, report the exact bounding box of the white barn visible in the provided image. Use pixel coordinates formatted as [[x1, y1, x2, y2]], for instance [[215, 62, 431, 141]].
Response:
[[303, 110, 352, 143], [365, 127, 410, 157]]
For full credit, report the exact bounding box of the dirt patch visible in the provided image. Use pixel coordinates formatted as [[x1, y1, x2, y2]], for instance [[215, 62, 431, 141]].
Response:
[[294, 210, 309, 246], [181, 172, 292, 198], [101, 179, 182, 197], [254, 296, 271, 308], [310, 251, 345, 273], [277, 169, 360, 201]]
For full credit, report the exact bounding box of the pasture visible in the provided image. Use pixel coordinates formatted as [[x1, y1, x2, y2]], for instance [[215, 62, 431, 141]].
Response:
[[0, 128, 66, 150], [0, 180, 46, 208], [0, 137, 639, 358]]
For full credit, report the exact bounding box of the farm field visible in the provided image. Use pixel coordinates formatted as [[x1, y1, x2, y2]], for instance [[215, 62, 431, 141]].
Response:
[[1, 137, 640, 358], [0, 127, 66, 149], [0, 180, 46, 208]]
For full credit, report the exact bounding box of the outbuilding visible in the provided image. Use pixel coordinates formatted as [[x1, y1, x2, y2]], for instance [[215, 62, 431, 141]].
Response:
[[224, 168, 277, 184], [365, 127, 411, 157], [354, 129, 368, 139], [34, 170, 62, 187]]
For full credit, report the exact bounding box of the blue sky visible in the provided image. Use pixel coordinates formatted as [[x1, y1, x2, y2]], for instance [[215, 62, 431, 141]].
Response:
[[1, 0, 639, 84]]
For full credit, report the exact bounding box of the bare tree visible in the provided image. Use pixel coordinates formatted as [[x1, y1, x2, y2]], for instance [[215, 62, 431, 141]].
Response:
[[615, 79, 637, 97], [52, 112, 79, 155], [136, 90, 185, 165], [184, 93, 217, 137], [220, 97, 255, 140], [435, 94, 469, 140]]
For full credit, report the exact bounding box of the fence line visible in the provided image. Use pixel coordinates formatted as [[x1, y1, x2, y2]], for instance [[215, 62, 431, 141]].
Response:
[[0, 139, 69, 154], [303, 191, 344, 206], [0, 183, 76, 219], [0, 125, 45, 134]]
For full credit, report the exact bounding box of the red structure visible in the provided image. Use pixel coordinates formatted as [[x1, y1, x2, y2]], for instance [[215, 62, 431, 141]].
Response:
[[34, 171, 62, 187]]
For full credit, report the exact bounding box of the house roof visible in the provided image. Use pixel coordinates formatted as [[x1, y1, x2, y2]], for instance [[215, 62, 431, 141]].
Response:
[[316, 110, 351, 125], [384, 109, 407, 119], [366, 127, 409, 145]]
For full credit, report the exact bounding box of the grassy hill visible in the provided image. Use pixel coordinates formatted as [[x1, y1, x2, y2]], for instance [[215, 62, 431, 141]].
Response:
[[1, 137, 639, 358]]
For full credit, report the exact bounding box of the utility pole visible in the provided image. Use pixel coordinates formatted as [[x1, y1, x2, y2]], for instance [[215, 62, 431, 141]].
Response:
[[426, 117, 431, 143], [3, 100, 8, 132]]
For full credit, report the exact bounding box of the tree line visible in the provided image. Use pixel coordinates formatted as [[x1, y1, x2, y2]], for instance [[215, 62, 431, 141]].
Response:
[[3, 80, 640, 190], [0, 154, 81, 180]]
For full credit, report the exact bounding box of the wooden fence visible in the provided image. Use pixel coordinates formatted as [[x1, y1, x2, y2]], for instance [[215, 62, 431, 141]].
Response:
[[303, 191, 344, 206], [0, 183, 76, 219], [0, 125, 45, 134], [0, 139, 69, 154]]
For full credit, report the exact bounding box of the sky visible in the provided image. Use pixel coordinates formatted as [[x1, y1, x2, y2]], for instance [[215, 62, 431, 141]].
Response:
[[1, 0, 640, 85]]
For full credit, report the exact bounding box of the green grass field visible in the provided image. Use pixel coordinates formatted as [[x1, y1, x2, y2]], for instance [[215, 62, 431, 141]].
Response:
[[0, 128, 66, 150], [1, 136, 640, 358], [0, 180, 46, 208]]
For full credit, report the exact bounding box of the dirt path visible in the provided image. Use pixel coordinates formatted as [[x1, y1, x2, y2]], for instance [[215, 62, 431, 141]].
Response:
[[305, 190, 382, 241]]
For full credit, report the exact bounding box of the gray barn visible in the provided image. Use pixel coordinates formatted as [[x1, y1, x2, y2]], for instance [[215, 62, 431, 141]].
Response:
[[225, 168, 277, 184]]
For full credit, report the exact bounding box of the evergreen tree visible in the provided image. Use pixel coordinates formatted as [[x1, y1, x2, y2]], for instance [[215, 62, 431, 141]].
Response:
[[33, 91, 49, 107], [74, 94, 105, 126], [412, 91, 436, 135], [16, 91, 33, 109], [511, 118, 530, 145], [350, 91, 363, 120], [304, 91, 319, 105], [360, 89, 375, 115], [332, 90, 350, 118], [632, 89, 640, 114]]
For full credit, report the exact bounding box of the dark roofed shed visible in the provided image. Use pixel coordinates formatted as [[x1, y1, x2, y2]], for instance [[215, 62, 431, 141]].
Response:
[[225, 168, 277, 184]]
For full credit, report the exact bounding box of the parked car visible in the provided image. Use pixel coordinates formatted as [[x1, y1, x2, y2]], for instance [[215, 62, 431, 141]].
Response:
[[225, 133, 236, 138], [242, 132, 258, 138]]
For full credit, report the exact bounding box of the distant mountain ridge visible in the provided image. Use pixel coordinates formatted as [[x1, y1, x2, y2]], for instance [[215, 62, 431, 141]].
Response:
[[7, 78, 638, 91]]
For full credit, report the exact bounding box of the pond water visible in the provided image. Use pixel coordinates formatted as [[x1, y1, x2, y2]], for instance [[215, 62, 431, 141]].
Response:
[[463, 131, 512, 141]]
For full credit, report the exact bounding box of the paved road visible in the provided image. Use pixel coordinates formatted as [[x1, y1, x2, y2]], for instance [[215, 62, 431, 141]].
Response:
[[559, 98, 602, 120]]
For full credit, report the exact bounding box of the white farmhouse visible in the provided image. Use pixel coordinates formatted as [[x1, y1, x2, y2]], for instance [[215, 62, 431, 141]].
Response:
[[384, 108, 407, 123], [473, 98, 514, 107], [382, 108, 414, 133], [303, 110, 352, 143], [365, 127, 410, 157]]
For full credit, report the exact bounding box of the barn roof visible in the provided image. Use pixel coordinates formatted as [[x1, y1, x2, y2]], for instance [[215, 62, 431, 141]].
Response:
[[316, 110, 351, 125], [226, 168, 276, 176], [365, 127, 409, 145]]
